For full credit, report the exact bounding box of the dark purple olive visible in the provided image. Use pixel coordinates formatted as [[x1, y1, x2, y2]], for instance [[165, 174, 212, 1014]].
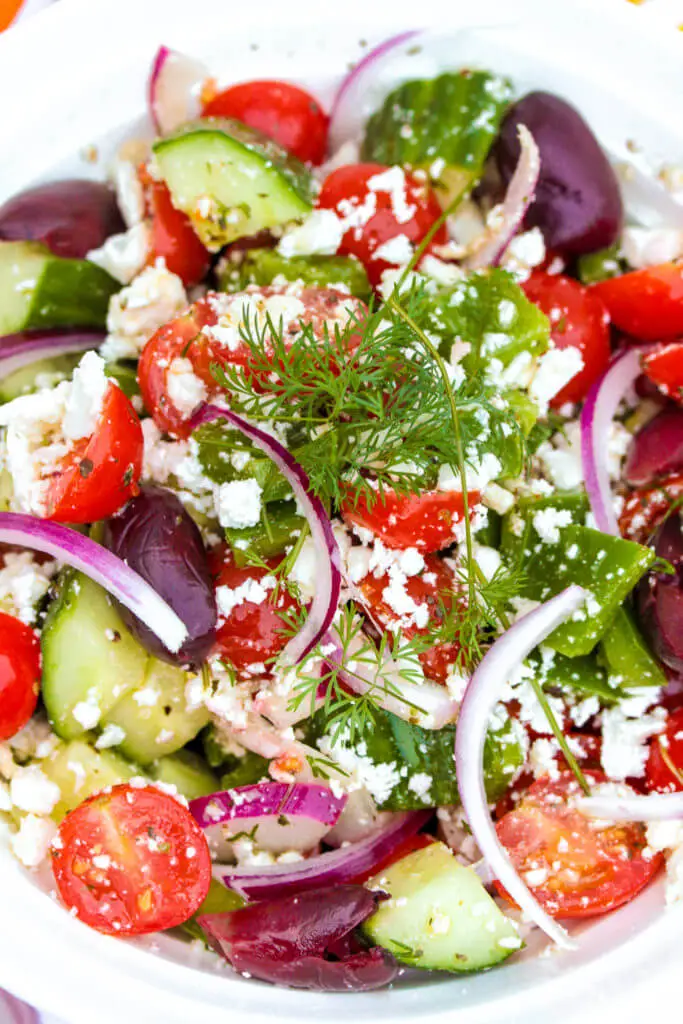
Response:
[[0, 180, 125, 259], [102, 485, 217, 666], [198, 885, 397, 992], [624, 407, 683, 487], [492, 91, 623, 255], [636, 513, 683, 672]]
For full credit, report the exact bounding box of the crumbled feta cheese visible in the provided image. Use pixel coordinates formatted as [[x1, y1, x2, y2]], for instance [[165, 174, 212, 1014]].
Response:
[[366, 166, 416, 224], [407, 772, 433, 800], [372, 234, 414, 265], [318, 728, 400, 804], [482, 482, 515, 515], [437, 452, 502, 493], [215, 478, 263, 529], [529, 346, 584, 415], [420, 255, 464, 286], [95, 724, 127, 749], [216, 575, 275, 619], [646, 820, 683, 904], [288, 535, 318, 602], [62, 351, 108, 442], [11, 814, 57, 868], [86, 222, 152, 285], [10, 765, 60, 815], [114, 159, 146, 228], [277, 209, 344, 258], [72, 696, 101, 730], [503, 228, 546, 277], [532, 507, 572, 544], [166, 357, 207, 418], [101, 261, 187, 361], [0, 551, 56, 624], [472, 543, 502, 581], [346, 545, 372, 584], [621, 226, 683, 270], [133, 686, 160, 707], [601, 705, 667, 780]]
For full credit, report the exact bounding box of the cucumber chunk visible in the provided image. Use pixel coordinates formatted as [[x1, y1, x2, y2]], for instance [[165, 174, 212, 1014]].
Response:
[[150, 750, 219, 800], [42, 740, 137, 820], [41, 571, 148, 740], [217, 248, 372, 301], [0, 353, 82, 402], [361, 842, 520, 972], [225, 500, 304, 567], [101, 657, 209, 764], [362, 72, 512, 205], [0, 241, 119, 335], [153, 118, 313, 251]]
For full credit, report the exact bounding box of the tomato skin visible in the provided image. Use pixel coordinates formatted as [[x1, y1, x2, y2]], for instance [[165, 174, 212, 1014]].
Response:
[[495, 771, 661, 919], [209, 546, 299, 674], [619, 471, 683, 543], [148, 181, 210, 287], [358, 554, 459, 684], [646, 707, 683, 792], [641, 342, 683, 404], [46, 383, 143, 524], [0, 612, 41, 741], [202, 80, 329, 165], [592, 263, 683, 342], [342, 488, 476, 554], [317, 164, 447, 288], [51, 783, 211, 936], [522, 272, 612, 406]]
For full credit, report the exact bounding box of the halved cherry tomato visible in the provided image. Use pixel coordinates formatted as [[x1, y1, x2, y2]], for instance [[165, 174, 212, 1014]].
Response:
[[591, 262, 683, 342], [342, 488, 477, 554], [51, 783, 211, 936], [46, 383, 143, 523], [138, 287, 366, 438], [495, 771, 661, 919], [641, 342, 683, 404], [357, 553, 459, 684], [317, 163, 447, 288], [352, 833, 434, 884], [209, 546, 299, 674], [494, 732, 602, 819], [646, 707, 683, 793], [202, 80, 329, 165], [619, 471, 683, 543], [147, 181, 210, 287], [522, 272, 611, 406], [0, 612, 41, 741]]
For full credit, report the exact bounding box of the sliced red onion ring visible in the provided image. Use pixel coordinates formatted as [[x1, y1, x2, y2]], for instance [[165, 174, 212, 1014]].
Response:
[[190, 782, 347, 855], [464, 125, 540, 270], [454, 585, 586, 950], [0, 330, 102, 378], [190, 404, 341, 665], [217, 810, 431, 900], [329, 31, 419, 151], [0, 512, 187, 652], [148, 46, 210, 136], [578, 791, 683, 822], [580, 347, 645, 535], [0, 989, 39, 1024]]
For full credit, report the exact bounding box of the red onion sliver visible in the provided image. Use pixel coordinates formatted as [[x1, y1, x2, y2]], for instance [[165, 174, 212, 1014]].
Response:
[[0, 989, 40, 1024], [190, 782, 346, 831], [454, 585, 586, 950], [0, 330, 103, 379], [189, 404, 342, 665], [148, 46, 210, 136], [0, 512, 187, 652], [580, 347, 645, 535], [465, 124, 541, 270], [217, 810, 431, 901], [578, 791, 683, 822]]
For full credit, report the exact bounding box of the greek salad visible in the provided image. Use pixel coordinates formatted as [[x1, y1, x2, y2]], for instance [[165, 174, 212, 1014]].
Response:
[[1, 31, 683, 993]]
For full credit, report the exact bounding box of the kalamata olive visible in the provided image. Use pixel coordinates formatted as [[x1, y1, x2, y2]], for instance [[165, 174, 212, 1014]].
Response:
[[102, 485, 217, 666], [624, 407, 683, 487], [0, 180, 125, 259], [492, 92, 623, 255], [636, 513, 683, 672]]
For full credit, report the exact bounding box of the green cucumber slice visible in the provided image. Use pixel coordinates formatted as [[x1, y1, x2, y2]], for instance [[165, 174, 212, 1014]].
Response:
[[101, 658, 209, 764], [41, 570, 148, 740], [0, 241, 119, 335], [42, 740, 138, 821], [361, 842, 521, 972], [0, 353, 82, 402], [362, 72, 512, 205], [149, 750, 219, 800], [217, 248, 372, 301], [153, 118, 313, 250]]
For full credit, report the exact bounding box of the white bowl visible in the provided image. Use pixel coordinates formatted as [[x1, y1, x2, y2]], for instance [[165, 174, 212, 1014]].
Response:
[[2, 0, 683, 1020]]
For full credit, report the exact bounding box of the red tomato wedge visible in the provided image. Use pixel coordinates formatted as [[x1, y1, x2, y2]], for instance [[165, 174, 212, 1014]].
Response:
[[51, 784, 211, 936], [317, 163, 446, 288], [592, 262, 683, 342], [0, 612, 41, 742], [495, 771, 661, 919], [202, 80, 329, 165], [46, 382, 143, 524], [646, 707, 683, 793], [342, 488, 476, 554], [522, 272, 611, 406], [641, 342, 683, 404], [209, 546, 299, 675], [147, 180, 210, 287], [619, 471, 683, 543], [357, 553, 459, 684]]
